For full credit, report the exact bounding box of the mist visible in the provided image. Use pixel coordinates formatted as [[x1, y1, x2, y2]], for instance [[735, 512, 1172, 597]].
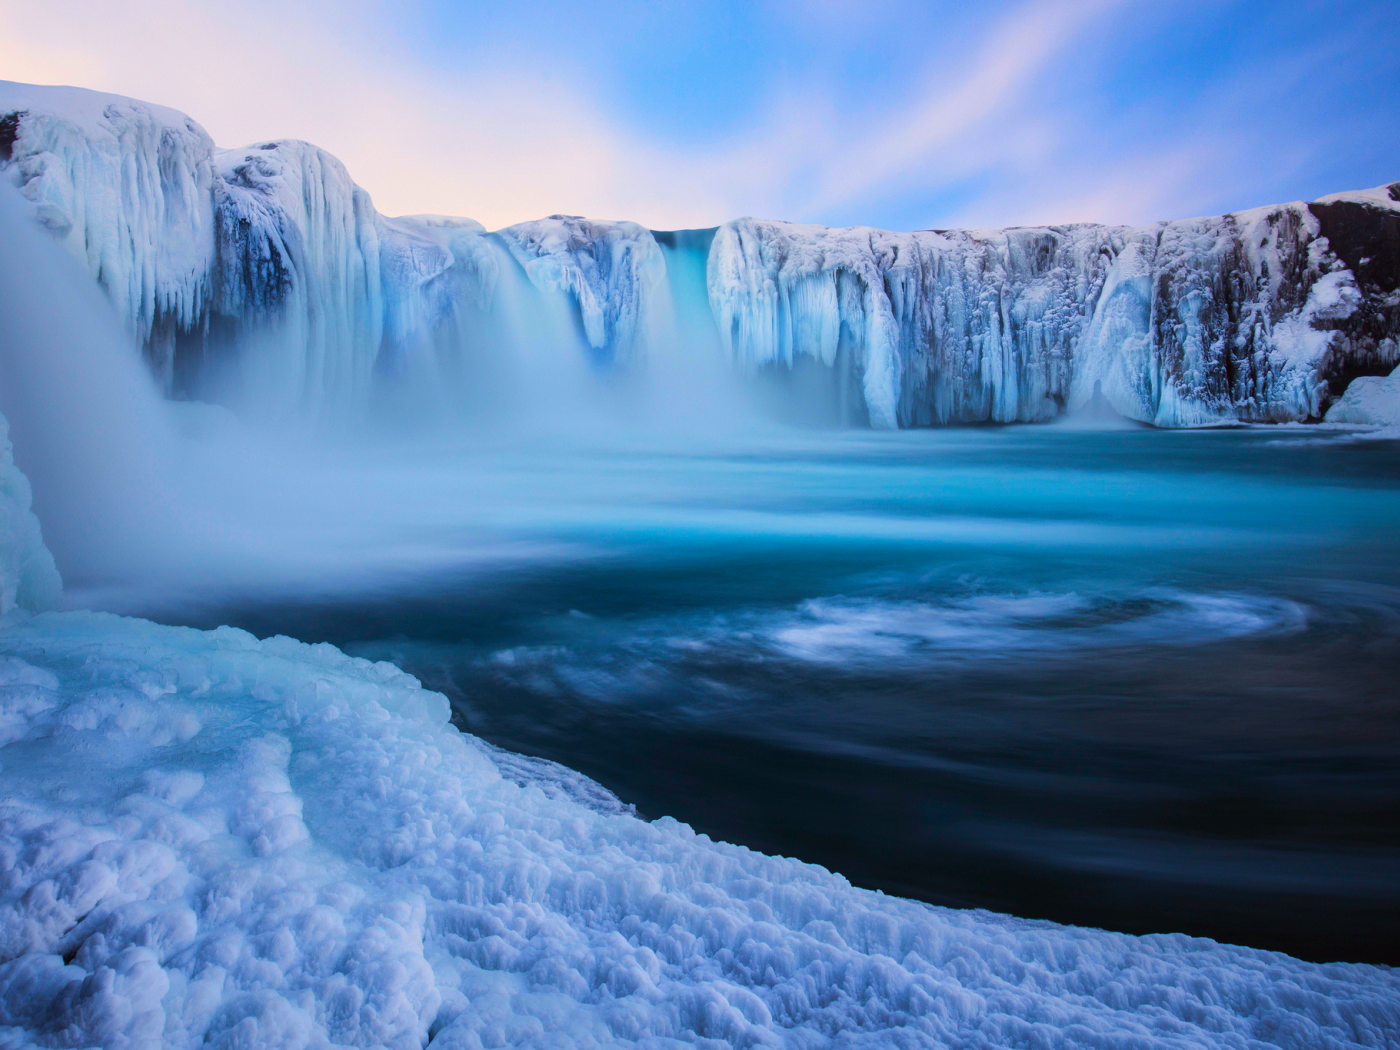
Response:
[[0, 183, 847, 616]]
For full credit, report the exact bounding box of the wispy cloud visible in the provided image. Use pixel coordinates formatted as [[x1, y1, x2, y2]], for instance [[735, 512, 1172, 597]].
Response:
[[1, 0, 1393, 232]]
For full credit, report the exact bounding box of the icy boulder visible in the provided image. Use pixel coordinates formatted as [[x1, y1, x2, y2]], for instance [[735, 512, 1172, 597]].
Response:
[[1325, 364, 1400, 425], [0, 81, 216, 390], [0, 611, 1396, 1047], [0, 415, 60, 615], [500, 215, 667, 366]]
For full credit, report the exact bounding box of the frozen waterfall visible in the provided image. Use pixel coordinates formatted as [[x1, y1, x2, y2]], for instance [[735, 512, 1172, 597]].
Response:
[[2, 79, 1398, 429]]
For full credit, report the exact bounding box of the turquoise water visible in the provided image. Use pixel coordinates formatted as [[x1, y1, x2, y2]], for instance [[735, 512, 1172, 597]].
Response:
[[125, 423, 1400, 963]]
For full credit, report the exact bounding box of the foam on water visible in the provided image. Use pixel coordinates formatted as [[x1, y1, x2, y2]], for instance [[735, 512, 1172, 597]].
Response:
[[766, 590, 1309, 664]]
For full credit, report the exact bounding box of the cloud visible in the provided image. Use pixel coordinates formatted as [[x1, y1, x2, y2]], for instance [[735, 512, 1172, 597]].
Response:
[[1, 0, 1391, 233]]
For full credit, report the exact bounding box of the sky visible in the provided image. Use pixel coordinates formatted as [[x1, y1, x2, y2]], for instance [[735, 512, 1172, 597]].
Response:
[[1, 0, 1396, 232]]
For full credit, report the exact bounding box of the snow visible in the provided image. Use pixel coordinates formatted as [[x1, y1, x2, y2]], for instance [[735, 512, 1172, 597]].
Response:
[[1313, 183, 1400, 212], [1325, 364, 1400, 425], [1, 609, 1398, 1049]]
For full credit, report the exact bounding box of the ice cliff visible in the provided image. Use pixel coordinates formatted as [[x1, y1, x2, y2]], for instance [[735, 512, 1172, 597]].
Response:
[[709, 192, 1400, 427], [3, 80, 1398, 428], [0, 417, 60, 615]]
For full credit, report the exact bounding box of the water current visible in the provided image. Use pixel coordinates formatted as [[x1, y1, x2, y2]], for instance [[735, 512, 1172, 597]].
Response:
[[105, 422, 1400, 965]]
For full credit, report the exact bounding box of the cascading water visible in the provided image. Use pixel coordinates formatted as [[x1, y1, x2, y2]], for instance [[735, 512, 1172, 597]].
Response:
[[4, 79, 1398, 433]]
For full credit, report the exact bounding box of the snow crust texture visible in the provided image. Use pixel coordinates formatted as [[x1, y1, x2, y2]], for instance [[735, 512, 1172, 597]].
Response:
[[3, 80, 1399, 428], [1325, 365, 1400, 426], [0, 611, 1396, 1050]]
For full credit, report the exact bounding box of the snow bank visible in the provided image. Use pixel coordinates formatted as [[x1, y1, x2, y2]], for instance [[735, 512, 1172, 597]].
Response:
[[1326, 364, 1400, 425], [0, 611, 1396, 1049]]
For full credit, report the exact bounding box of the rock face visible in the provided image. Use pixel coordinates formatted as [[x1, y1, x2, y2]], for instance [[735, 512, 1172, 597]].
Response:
[[3, 79, 1398, 428]]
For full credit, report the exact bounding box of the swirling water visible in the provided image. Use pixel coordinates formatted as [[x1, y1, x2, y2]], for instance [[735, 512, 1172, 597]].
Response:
[[118, 423, 1400, 965]]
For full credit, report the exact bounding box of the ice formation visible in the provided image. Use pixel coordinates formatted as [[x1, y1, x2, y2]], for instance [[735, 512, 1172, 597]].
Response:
[[0, 83, 215, 392], [707, 193, 1400, 428], [1326, 365, 1400, 426], [500, 216, 667, 366], [0, 419, 60, 616], [2, 78, 1398, 429], [0, 426, 1394, 1047], [0, 83, 506, 417]]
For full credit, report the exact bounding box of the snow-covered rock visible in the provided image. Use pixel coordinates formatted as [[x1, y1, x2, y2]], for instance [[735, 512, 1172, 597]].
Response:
[[1325, 364, 1400, 425]]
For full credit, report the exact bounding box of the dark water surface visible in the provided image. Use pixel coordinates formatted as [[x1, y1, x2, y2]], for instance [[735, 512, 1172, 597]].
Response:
[[124, 425, 1400, 964]]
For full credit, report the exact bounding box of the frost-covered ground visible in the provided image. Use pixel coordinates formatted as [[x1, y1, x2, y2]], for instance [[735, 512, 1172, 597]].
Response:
[[4, 610, 1400, 1050]]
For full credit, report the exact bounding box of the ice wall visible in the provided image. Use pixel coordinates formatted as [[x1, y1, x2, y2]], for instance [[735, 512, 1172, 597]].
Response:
[[0, 82, 215, 392], [499, 215, 667, 367], [4, 80, 1398, 428], [709, 190, 1400, 428], [0, 83, 506, 418], [0, 414, 61, 615]]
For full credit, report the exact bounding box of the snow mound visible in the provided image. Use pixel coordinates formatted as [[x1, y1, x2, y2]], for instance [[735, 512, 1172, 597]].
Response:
[[1326, 365, 1400, 425], [0, 610, 1395, 1049]]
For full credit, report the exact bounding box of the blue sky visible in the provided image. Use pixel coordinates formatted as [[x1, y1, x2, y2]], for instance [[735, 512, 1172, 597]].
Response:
[[2, 0, 1396, 230]]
